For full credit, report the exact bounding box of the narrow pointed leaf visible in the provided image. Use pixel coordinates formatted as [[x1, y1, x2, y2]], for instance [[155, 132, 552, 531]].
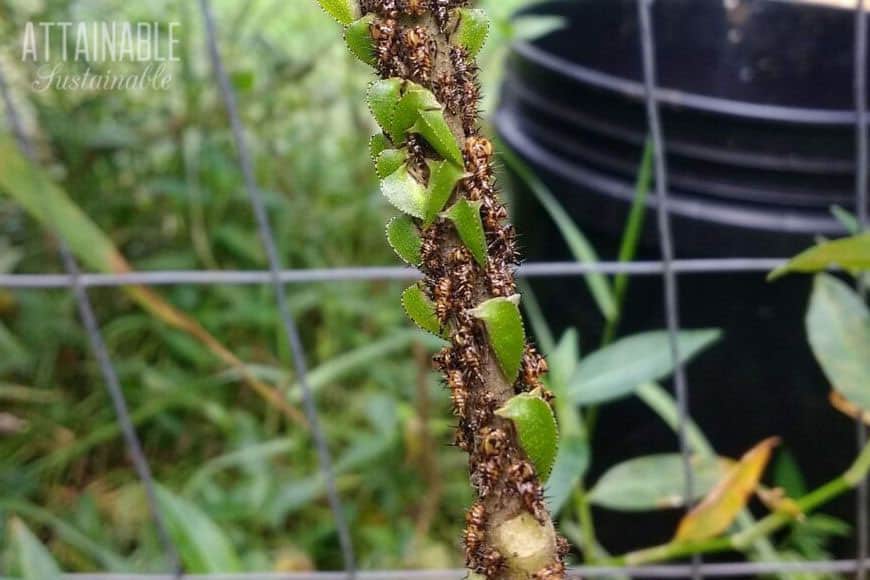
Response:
[[369, 133, 391, 163], [401, 284, 442, 336], [367, 79, 403, 138], [376, 148, 407, 179], [443, 198, 487, 266], [155, 485, 242, 573], [454, 8, 490, 56], [470, 295, 525, 382], [395, 84, 441, 136], [567, 329, 722, 406], [769, 233, 870, 280], [10, 518, 62, 580], [316, 0, 356, 25], [674, 437, 780, 542], [412, 109, 464, 167], [496, 390, 558, 480], [386, 215, 422, 265], [589, 454, 728, 512], [806, 274, 870, 415], [380, 164, 427, 218], [345, 15, 376, 66], [424, 160, 465, 226]]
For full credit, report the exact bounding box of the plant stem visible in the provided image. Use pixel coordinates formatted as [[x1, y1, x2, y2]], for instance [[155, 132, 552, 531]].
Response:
[[573, 486, 598, 563], [603, 436, 870, 566]]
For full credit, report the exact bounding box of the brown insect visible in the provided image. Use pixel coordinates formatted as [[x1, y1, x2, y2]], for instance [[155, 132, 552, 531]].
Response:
[[480, 426, 508, 456], [473, 457, 502, 497], [433, 275, 453, 321], [532, 561, 566, 579], [475, 547, 505, 578], [399, 0, 427, 16], [485, 259, 516, 298], [400, 26, 434, 83], [521, 345, 549, 387]]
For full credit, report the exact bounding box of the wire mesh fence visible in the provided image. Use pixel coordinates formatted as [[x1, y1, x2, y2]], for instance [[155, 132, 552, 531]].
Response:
[[0, 0, 868, 578]]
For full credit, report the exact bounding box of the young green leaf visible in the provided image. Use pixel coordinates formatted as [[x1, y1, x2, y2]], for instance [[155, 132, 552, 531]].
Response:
[[470, 295, 525, 382], [443, 198, 487, 266], [386, 215, 422, 265], [454, 8, 490, 56], [589, 454, 727, 511], [424, 160, 466, 226], [369, 133, 391, 163], [394, 84, 441, 136], [567, 329, 722, 406], [496, 389, 559, 481], [316, 0, 356, 25], [402, 284, 443, 337], [345, 15, 376, 66], [367, 79, 403, 138], [768, 232, 870, 280], [10, 517, 62, 580], [380, 164, 427, 218], [412, 109, 465, 167], [806, 274, 870, 416], [376, 148, 408, 179]]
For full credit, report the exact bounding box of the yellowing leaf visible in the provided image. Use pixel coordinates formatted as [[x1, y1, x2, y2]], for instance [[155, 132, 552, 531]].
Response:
[[345, 15, 376, 66], [496, 389, 558, 481], [443, 198, 487, 266], [470, 295, 525, 382], [768, 233, 870, 280], [674, 437, 780, 542]]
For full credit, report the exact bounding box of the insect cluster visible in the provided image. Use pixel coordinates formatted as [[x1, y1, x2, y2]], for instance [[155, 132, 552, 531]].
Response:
[[326, 0, 567, 577]]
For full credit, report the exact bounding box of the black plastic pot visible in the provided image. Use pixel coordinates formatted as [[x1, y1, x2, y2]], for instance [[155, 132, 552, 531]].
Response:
[[495, 0, 865, 559]]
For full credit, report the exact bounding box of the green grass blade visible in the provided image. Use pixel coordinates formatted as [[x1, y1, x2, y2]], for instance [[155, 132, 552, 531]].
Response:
[[498, 141, 617, 321]]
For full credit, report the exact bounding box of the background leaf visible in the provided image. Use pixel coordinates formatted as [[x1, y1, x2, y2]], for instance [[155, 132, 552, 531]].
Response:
[[155, 485, 242, 573], [9, 517, 63, 580], [806, 274, 870, 414], [589, 454, 727, 512], [769, 233, 870, 280], [568, 329, 722, 406]]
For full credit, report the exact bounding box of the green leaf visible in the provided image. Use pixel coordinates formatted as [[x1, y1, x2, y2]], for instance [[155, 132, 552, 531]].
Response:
[[549, 328, 580, 391], [381, 164, 427, 218], [401, 284, 442, 337], [443, 198, 487, 266], [589, 454, 726, 512], [831, 205, 860, 235], [424, 160, 466, 226], [395, 84, 441, 136], [385, 215, 422, 265], [345, 15, 376, 66], [369, 133, 391, 162], [806, 274, 870, 414], [470, 295, 525, 382], [544, 433, 589, 514], [769, 233, 870, 280], [155, 485, 241, 573], [496, 390, 559, 480], [316, 0, 356, 25], [376, 148, 408, 179], [412, 109, 464, 167], [367, 79, 403, 138], [567, 329, 722, 406], [498, 142, 617, 321], [454, 8, 490, 56], [10, 517, 62, 580]]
